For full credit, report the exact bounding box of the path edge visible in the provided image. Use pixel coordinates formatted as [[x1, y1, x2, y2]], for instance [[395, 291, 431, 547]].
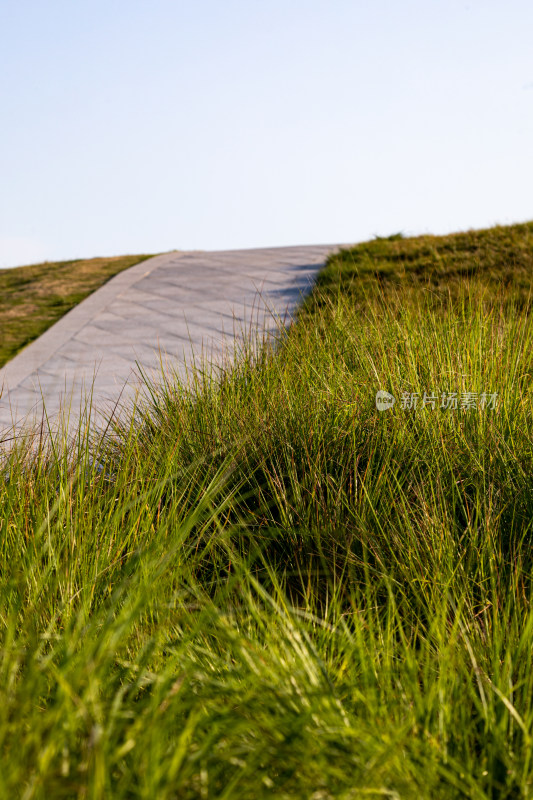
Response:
[[0, 251, 186, 392]]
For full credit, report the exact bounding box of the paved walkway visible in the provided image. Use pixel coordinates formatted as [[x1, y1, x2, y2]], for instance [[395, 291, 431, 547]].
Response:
[[0, 245, 342, 440]]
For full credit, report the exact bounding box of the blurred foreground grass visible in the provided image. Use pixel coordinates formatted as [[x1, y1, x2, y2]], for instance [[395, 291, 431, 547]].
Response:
[[2, 223, 533, 797]]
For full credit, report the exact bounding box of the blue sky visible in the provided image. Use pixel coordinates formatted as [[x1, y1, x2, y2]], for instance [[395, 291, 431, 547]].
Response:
[[1, 0, 532, 267]]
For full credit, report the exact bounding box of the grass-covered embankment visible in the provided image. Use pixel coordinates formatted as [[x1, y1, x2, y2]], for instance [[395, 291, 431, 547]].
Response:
[[2, 222, 533, 798], [0, 254, 154, 368]]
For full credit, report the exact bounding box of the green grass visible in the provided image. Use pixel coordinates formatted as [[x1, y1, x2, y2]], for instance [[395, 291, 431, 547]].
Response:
[[2, 222, 533, 797], [314, 221, 533, 306], [0, 254, 154, 368]]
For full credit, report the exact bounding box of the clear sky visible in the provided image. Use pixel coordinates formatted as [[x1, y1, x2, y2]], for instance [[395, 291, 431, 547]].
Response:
[[1, 0, 532, 267]]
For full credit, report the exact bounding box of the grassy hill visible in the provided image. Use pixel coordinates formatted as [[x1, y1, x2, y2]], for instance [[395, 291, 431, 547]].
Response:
[[314, 219, 533, 306], [2, 222, 533, 798], [0, 254, 154, 368]]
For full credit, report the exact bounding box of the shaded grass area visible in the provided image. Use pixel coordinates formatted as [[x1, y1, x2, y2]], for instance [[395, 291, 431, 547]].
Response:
[[2, 221, 533, 797], [0, 254, 154, 367]]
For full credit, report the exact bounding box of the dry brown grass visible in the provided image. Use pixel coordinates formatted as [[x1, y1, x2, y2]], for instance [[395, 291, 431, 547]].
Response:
[[0, 253, 154, 367]]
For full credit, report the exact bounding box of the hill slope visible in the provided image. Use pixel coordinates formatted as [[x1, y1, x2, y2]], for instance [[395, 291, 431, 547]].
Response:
[[2, 222, 533, 798], [0, 254, 154, 367]]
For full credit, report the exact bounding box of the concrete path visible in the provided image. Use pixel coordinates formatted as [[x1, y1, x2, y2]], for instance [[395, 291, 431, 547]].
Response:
[[0, 245, 342, 440]]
